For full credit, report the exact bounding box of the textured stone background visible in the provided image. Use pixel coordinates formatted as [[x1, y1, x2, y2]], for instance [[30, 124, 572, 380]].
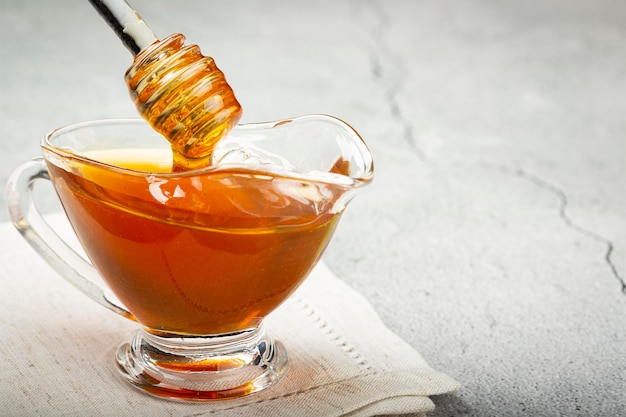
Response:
[[1, 1, 625, 415]]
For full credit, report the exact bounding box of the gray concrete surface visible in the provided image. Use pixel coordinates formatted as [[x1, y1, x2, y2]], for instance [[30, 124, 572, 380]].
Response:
[[1, 0, 625, 415]]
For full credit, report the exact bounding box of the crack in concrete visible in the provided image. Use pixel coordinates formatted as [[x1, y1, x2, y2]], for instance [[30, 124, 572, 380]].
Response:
[[353, 0, 625, 297], [483, 163, 625, 296], [359, 0, 427, 161]]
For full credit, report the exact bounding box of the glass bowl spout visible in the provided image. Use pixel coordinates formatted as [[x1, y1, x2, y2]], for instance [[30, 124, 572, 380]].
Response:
[[213, 114, 374, 213]]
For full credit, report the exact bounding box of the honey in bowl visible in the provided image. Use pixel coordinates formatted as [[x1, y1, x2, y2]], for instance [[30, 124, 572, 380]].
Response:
[[45, 147, 341, 335], [8, 116, 372, 399], [7, 0, 375, 401]]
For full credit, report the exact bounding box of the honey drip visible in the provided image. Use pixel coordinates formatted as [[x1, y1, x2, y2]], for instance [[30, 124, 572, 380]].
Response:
[[125, 34, 242, 171]]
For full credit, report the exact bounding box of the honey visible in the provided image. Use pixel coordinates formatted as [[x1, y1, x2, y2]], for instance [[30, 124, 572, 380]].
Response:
[[125, 34, 243, 171], [46, 149, 340, 335]]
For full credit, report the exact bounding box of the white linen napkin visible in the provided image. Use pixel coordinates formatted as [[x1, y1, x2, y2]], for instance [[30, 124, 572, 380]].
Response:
[[0, 215, 458, 416]]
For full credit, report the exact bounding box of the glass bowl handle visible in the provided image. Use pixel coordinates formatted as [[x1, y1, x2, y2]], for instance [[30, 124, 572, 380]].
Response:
[[6, 157, 136, 322]]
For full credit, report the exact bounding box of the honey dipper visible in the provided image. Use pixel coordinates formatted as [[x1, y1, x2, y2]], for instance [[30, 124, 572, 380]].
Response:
[[88, 0, 242, 171]]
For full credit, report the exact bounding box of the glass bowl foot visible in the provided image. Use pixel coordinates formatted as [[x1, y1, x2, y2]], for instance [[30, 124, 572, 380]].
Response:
[[115, 324, 288, 401]]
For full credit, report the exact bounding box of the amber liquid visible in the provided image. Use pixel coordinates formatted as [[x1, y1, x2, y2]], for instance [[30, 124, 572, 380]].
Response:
[[126, 34, 242, 171], [46, 150, 339, 335]]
